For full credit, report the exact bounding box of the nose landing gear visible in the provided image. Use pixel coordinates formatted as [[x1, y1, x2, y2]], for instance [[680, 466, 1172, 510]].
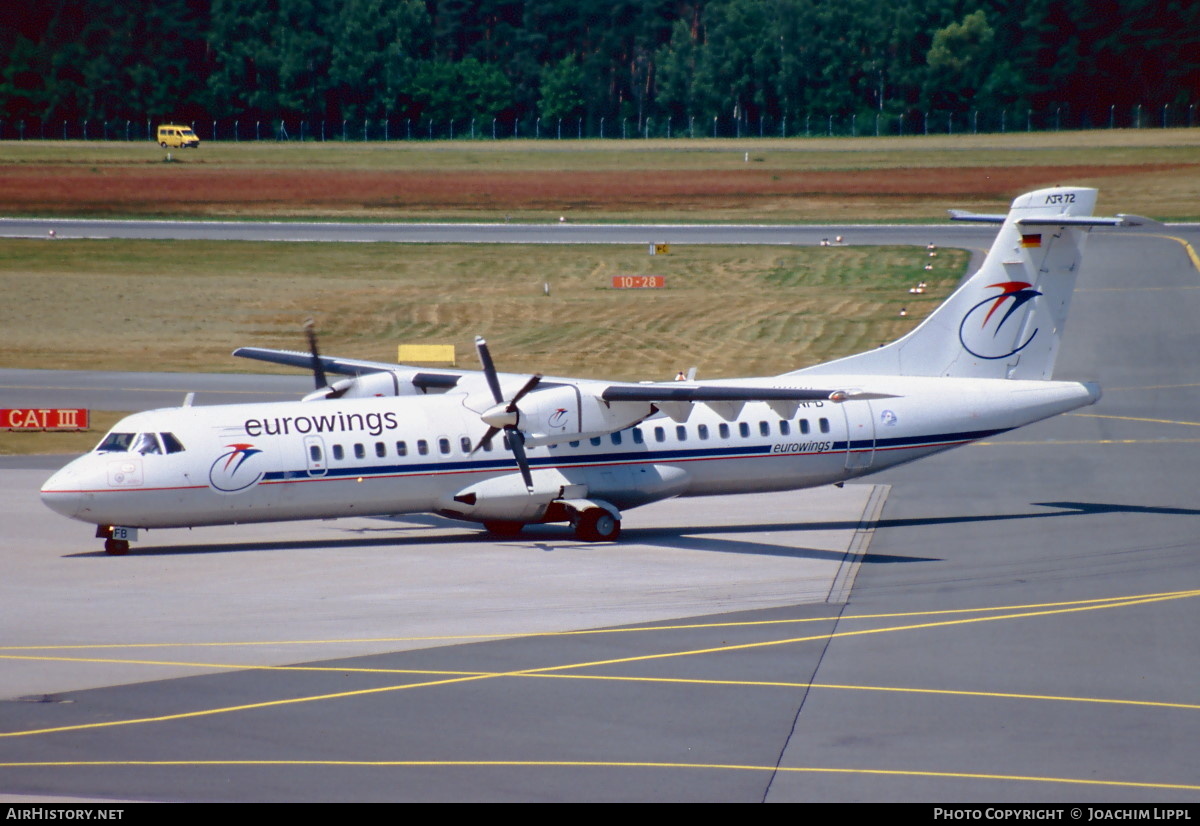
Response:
[[104, 538, 130, 555], [96, 525, 136, 556]]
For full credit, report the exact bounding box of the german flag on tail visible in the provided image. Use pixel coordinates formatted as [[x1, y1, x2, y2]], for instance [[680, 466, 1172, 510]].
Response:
[[1020, 233, 1042, 248]]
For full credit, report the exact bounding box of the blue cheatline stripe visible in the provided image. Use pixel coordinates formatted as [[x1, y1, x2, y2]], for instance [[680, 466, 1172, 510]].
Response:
[[260, 427, 1011, 484], [864, 426, 1010, 452]]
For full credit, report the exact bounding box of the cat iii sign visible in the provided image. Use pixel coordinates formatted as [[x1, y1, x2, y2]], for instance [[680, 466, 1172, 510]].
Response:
[[2, 408, 89, 430]]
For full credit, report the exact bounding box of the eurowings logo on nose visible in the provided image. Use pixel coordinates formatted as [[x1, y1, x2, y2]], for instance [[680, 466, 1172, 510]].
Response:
[[958, 281, 1043, 360], [209, 442, 264, 493]]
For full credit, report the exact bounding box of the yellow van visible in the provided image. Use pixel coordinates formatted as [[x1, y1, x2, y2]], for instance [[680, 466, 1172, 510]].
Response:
[[156, 124, 200, 148]]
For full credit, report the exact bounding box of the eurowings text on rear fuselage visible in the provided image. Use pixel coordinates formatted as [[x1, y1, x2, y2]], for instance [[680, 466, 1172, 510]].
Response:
[[41, 187, 1134, 554]]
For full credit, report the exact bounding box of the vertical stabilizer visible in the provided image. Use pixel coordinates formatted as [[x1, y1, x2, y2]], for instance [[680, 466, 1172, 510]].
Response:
[[796, 186, 1117, 380]]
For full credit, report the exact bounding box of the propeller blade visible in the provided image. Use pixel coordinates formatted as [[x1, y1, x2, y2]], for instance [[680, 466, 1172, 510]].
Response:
[[506, 374, 543, 412], [469, 426, 501, 456], [304, 319, 328, 391], [472, 335, 538, 491], [475, 336, 504, 404], [507, 429, 534, 491]]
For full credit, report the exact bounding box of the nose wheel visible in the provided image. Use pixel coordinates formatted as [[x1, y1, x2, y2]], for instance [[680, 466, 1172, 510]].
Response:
[[104, 538, 130, 555], [97, 526, 134, 555]]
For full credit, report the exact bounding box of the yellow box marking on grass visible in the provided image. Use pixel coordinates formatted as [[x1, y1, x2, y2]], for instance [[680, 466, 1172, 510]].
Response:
[[397, 344, 456, 365]]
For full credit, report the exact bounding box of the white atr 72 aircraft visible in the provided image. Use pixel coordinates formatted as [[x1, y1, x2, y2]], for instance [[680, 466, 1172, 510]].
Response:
[[43, 187, 1143, 554]]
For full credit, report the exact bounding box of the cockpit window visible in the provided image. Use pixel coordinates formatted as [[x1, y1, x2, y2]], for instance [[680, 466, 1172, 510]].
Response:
[[131, 432, 162, 454], [96, 432, 135, 453], [96, 432, 174, 454]]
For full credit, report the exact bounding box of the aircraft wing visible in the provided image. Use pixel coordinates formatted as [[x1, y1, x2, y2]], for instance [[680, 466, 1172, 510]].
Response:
[[232, 347, 463, 391], [233, 346, 896, 409], [234, 346, 404, 375], [599, 383, 894, 403]]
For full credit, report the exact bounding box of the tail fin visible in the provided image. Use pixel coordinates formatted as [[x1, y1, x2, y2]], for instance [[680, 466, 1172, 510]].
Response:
[[796, 186, 1128, 380]]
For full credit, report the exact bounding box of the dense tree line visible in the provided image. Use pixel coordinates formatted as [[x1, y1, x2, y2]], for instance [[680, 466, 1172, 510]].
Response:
[[1, 0, 1196, 137]]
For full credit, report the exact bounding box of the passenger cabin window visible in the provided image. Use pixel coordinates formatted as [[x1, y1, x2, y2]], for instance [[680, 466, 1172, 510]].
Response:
[[632, 429, 644, 445], [375, 442, 386, 458], [799, 419, 810, 435], [739, 422, 750, 438], [396, 441, 407, 456], [759, 421, 770, 437], [718, 423, 730, 439], [461, 436, 472, 453], [354, 443, 365, 459], [779, 421, 791, 436], [417, 440, 429, 456], [819, 417, 831, 433], [309, 445, 322, 463], [438, 438, 450, 455], [333, 444, 344, 461], [590, 436, 602, 446], [654, 427, 665, 443], [676, 425, 687, 441], [611, 432, 622, 446], [697, 424, 709, 440]]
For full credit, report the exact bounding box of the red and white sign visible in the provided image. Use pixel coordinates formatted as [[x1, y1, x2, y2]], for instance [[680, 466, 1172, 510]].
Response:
[[611, 275, 666, 289], [2, 408, 90, 431]]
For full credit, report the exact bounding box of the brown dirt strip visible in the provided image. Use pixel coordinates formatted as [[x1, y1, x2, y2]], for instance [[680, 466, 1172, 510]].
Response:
[[0, 164, 1185, 215]]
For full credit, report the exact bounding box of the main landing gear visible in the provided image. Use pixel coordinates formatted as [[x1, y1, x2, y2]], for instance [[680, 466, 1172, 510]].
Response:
[[482, 507, 622, 542], [572, 508, 621, 542]]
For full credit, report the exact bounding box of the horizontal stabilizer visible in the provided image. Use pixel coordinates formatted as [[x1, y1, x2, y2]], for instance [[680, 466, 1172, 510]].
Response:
[[1016, 215, 1124, 227], [949, 209, 1006, 223]]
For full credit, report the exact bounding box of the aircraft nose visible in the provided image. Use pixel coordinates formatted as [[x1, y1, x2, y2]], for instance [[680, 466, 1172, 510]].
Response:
[[41, 465, 84, 519]]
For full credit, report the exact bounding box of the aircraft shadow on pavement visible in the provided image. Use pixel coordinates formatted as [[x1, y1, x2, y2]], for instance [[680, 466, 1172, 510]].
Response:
[[63, 518, 920, 561], [62, 500, 1198, 560]]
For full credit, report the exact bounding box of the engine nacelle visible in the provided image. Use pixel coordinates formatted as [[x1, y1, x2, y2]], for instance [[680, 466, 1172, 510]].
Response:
[[436, 469, 583, 523], [511, 386, 653, 446], [302, 370, 427, 401]]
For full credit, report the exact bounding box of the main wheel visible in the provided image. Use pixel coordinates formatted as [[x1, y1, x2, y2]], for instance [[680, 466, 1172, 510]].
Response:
[[104, 538, 130, 556], [575, 509, 620, 542], [483, 520, 524, 538]]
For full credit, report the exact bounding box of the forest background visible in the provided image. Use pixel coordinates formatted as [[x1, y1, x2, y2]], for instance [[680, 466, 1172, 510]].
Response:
[[1, 0, 1198, 140]]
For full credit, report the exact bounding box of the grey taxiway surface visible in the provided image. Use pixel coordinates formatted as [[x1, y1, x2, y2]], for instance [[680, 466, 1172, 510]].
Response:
[[1, 222, 1198, 802]]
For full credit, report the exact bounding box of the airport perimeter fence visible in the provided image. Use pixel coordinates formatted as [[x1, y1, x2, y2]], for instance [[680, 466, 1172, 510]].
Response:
[[2, 104, 1197, 143]]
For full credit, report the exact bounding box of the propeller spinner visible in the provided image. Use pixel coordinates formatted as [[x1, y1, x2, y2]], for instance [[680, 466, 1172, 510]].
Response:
[[471, 336, 541, 491]]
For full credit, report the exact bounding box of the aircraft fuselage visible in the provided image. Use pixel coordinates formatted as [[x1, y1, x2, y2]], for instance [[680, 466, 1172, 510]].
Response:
[[41, 373, 1098, 531]]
